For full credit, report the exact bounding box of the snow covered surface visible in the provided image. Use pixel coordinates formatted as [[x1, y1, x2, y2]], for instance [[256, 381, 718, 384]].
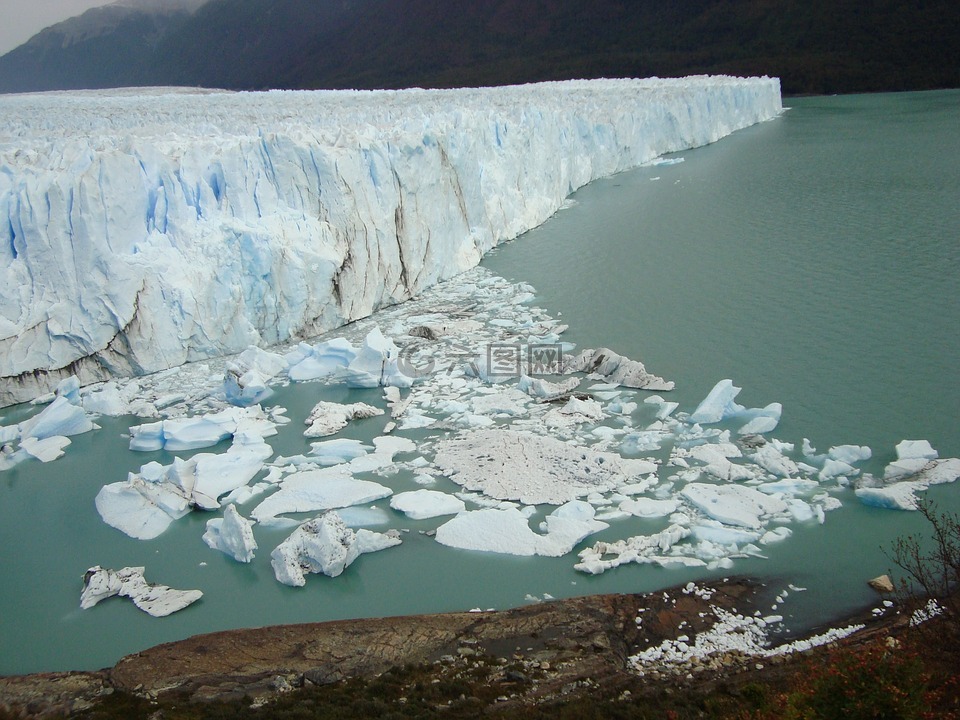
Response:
[[0, 77, 782, 405]]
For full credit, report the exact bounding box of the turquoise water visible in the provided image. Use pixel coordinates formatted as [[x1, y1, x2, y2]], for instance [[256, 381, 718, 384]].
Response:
[[1, 90, 958, 675]]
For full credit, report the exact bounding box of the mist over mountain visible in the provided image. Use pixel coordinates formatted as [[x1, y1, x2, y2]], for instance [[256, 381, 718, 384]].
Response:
[[1, 0, 958, 95]]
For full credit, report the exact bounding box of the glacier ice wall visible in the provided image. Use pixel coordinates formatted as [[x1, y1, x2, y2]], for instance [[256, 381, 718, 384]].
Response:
[[0, 77, 781, 405]]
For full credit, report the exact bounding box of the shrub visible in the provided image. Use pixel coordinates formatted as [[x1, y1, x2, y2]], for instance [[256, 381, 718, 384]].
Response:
[[889, 498, 960, 657], [780, 640, 931, 720]]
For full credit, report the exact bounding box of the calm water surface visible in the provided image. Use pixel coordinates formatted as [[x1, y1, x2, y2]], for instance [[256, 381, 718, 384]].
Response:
[[1, 90, 957, 674]]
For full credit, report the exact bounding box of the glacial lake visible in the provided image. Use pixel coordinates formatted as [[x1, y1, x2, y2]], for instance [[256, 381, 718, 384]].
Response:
[[1, 89, 958, 675]]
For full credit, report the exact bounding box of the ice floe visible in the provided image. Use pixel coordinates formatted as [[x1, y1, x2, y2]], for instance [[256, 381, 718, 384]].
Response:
[[80, 566, 202, 617], [435, 502, 608, 557], [270, 512, 401, 586], [303, 401, 384, 438], [202, 504, 258, 562], [223, 346, 287, 407], [129, 406, 276, 452], [433, 429, 650, 505], [390, 490, 466, 519], [97, 432, 272, 539], [250, 467, 393, 522], [564, 348, 674, 390]]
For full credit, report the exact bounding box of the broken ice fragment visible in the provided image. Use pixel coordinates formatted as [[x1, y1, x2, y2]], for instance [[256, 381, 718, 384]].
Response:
[[80, 566, 202, 617], [202, 504, 258, 562], [564, 348, 674, 390], [303, 401, 384, 438], [270, 512, 401, 586], [688, 379, 743, 424], [250, 468, 392, 522], [390, 490, 466, 520]]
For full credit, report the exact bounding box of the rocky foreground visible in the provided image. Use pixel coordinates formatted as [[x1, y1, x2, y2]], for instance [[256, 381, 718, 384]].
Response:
[[1, 578, 934, 719]]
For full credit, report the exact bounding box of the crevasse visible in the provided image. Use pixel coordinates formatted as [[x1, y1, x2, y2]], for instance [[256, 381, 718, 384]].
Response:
[[0, 77, 782, 406]]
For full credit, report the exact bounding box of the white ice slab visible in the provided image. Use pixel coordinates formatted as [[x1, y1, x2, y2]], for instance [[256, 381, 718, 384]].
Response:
[[390, 490, 466, 520], [80, 566, 202, 617]]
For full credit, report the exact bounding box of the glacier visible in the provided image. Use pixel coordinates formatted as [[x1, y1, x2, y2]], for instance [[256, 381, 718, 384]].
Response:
[[0, 77, 781, 406]]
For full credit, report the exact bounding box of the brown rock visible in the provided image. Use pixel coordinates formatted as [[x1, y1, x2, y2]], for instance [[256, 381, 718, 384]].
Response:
[[868, 575, 895, 594]]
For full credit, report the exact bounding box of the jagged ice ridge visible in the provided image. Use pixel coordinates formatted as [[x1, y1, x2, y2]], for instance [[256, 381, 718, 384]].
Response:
[[0, 77, 781, 405]]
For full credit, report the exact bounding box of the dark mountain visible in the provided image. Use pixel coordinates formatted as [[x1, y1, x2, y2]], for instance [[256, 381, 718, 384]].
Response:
[[0, 0, 207, 93], [1, 0, 958, 95]]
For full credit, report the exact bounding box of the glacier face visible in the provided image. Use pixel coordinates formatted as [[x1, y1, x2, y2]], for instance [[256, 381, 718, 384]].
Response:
[[0, 77, 782, 406]]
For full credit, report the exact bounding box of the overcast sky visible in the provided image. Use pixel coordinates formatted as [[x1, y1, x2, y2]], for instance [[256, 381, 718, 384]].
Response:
[[0, 0, 115, 55]]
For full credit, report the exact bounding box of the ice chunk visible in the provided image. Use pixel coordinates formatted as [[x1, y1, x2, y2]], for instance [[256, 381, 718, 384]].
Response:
[[98, 432, 270, 538], [202, 504, 258, 562], [95, 475, 192, 540], [19, 435, 71, 462], [250, 467, 392, 521], [884, 440, 940, 480], [270, 512, 401, 586], [737, 403, 782, 435], [828, 445, 872, 464], [681, 483, 788, 529], [344, 328, 413, 388], [564, 348, 674, 390], [129, 406, 275, 453], [390, 490, 466, 520], [896, 439, 938, 460], [750, 445, 800, 478], [820, 458, 858, 481], [688, 380, 743, 424], [620, 497, 679, 518], [287, 338, 357, 381], [575, 524, 690, 574], [19, 396, 95, 440], [758, 478, 819, 496], [433, 429, 646, 505], [303, 401, 384, 437], [691, 523, 761, 545], [80, 566, 202, 617], [435, 505, 606, 557], [81, 382, 127, 416], [856, 482, 924, 511], [308, 438, 373, 465], [517, 375, 580, 400], [223, 346, 286, 407], [191, 439, 271, 510]]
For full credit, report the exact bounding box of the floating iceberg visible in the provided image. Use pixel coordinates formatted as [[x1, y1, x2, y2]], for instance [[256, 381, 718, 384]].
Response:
[[688, 379, 743, 424], [433, 429, 650, 505], [97, 432, 272, 539], [270, 512, 401, 586], [202, 504, 258, 562], [250, 467, 393, 522], [435, 503, 607, 557], [223, 346, 287, 407], [575, 524, 690, 575], [343, 328, 413, 388], [303, 400, 384, 438], [390, 490, 466, 520], [129, 406, 276, 452], [564, 348, 674, 390], [680, 483, 788, 529], [19, 395, 96, 441], [80, 566, 202, 617], [286, 338, 357, 381]]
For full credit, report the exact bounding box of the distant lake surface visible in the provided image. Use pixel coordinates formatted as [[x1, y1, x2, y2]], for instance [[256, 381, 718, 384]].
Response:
[[1, 89, 958, 674]]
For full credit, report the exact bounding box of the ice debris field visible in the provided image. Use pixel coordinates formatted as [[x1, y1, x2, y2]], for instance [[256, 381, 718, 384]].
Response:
[[0, 76, 956, 653], [1, 265, 957, 618]]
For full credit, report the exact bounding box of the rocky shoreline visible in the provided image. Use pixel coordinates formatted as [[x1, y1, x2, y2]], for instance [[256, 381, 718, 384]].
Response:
[[0, 578, 914, 719]]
